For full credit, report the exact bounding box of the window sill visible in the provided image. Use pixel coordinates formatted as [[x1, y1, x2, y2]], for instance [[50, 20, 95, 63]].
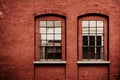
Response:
[[33, 61, 67, 65], [77, 61, 110, 64]]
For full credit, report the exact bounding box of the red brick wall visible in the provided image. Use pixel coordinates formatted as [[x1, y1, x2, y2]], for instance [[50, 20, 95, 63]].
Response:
[[0, 0, 120, 80]]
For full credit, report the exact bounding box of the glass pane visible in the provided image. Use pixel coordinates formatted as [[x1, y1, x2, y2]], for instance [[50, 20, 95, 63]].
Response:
[[55, 53, 61, 59], [55, 28, 61, 33], [97, 34, 103, 40], [55, 34, 61, 40], [83, 47, 88, 59], [47, 21, 53, 27], [47, 40, 54, 46], [90, 21, 96, 27], [40, 34, 46, 40], [97, 41, 103, 46], [97, 36, 101, 41], [40, 21, 46, 27], [97, 47, 103, 59], [83, 36, 88, 40], [46, 47, 56, 53], [89, 47, 95, 52], [40, 47, 45, 59], [97, 28, 103, 33], [39, 28, 46, 33], [47, 34, 54, 40], [89, 47, 95, 59], [55, 21, 61, 27], [82, 28, 88, 33], [97, 21, 103, 27], [83, 36, 88, 46], [41, 41, 46, 46], [47, 28, 54, 33], [83, 40, 88, 46], [90, 28, 96, 33], [89, 36, 95, 41], [82, 21, 89, 27], [56, 47, 62, 53]]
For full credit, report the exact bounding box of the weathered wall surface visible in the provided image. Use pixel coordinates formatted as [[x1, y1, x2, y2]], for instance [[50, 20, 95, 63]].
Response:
[[0, 0, 120, 80]]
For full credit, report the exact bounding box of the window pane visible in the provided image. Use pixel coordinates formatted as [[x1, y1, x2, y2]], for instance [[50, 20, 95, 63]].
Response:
[[97, 47, 103, 59], [90, 28, 96, 33], [83, 36, 88, 40], [90, 21, 96, 27], [55, 34, 61, 40], [97, 34, 103, 40], [40, 21, 46, 27], [89, 47, 95, 59], [82, 28, 88, 33], [40, 47, 45, 59], [89, 36, 95, 41], [83, 47, 89, 59], [97, 21, 103, 27], [55, 28, 61, 33], [89, 47, 95, 52], [39, 28, 46, 33], [83, 36, 88, 46], [56, 47, 62, 53], [55, 21, 61, 27], [47, 28, 54, 33], [97, 36, 101, 41], [55, 53, 61, 59], [97, 28, 103, 33], [97, 40, 101, 46], [41, 41, 46, 46], [40, 34, 46, 40], [47, 34, 54, 40], [82, 21, 89, 27], [46, 47, 56, 53], [47, 21, 53, 27]]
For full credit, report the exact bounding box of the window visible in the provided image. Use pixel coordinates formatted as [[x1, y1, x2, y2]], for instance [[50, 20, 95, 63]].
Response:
[[35, 15, 66, 61], [39, 21, 62, 60], [78, 15, 108, 61], [82, 21, 104, 60]]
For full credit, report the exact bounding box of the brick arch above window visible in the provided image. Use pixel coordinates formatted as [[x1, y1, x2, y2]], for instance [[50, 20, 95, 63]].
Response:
[[77, 13, 109, 19]]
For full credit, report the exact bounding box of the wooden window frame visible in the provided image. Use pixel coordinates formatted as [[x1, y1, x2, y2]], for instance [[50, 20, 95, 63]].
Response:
[[35, 15, 66, 61], [78, 15, 108, 61]]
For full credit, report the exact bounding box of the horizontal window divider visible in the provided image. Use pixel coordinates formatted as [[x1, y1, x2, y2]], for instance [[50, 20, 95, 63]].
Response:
[[33, 61, 67, 65], [77, 61, 110, 65]]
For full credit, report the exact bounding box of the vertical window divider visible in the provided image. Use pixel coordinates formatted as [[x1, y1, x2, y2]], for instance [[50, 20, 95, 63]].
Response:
[[88, 20, 90, 61], [95, 21, 97, 61], [53, 20, 55, 61], [46, 21, 48, 61]]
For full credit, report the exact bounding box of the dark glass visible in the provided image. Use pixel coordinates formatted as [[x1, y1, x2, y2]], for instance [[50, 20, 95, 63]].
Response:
[[97, 41, 101, 46], [83, 47, 89, 59], [89, 36, 95, 46], [97, 47, 101, 59], [83, 36, 88, 46], [55, 53, 62, 59]]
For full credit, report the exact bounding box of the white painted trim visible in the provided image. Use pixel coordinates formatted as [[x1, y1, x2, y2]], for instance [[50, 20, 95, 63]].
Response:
[[77, 61, 110, 64], [33, 61, 67, 64]]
